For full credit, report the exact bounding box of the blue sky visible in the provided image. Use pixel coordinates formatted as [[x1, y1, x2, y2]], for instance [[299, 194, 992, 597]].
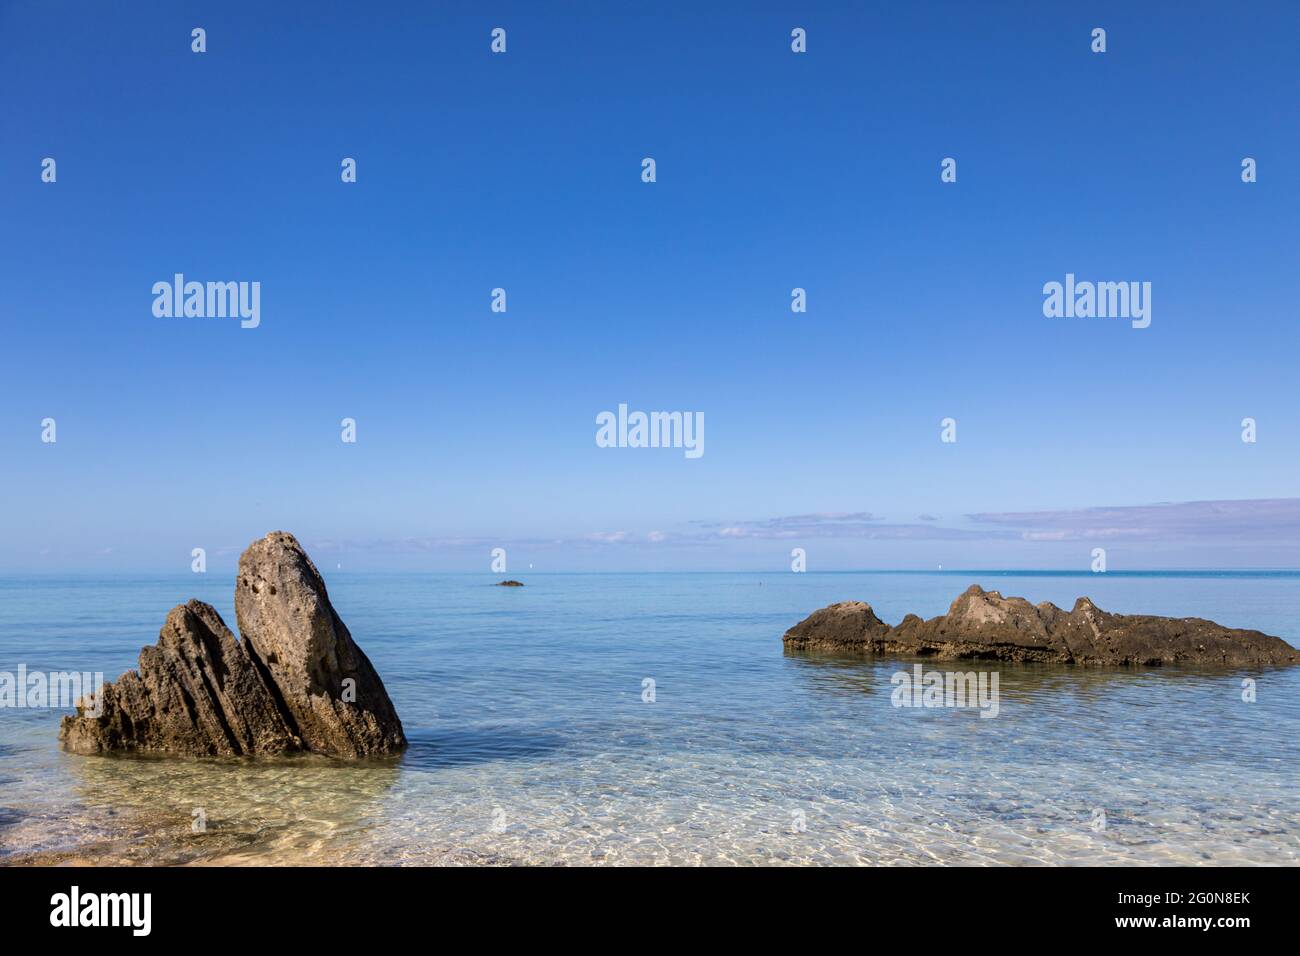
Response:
[[2, 1, 1299, 572]]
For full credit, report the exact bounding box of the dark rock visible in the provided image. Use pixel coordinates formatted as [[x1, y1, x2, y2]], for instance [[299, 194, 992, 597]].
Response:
[[59, 600, 299, 756], [496, 580, 525, 587], [781, 601, 890, 653], [783, 584, 1299, 666], [60, 532, 406, 758]]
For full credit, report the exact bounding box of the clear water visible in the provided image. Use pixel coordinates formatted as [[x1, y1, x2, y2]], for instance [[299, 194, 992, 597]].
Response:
[[1, 571, 1298, 866]]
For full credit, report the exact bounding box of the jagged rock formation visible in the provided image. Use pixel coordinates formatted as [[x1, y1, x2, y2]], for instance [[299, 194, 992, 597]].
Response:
[[60, 532, 406, 757], [58, 600, 301, 756], [783, 584, 1299, 666]]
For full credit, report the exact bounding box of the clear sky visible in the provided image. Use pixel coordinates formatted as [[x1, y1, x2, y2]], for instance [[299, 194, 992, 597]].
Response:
[[2, 1, 1298, 573]]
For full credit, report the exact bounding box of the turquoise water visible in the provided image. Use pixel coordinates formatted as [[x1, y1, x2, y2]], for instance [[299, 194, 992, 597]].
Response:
[[1, 571, 1298, 865]]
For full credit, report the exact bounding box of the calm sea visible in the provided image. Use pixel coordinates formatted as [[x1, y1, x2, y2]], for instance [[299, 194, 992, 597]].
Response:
[[1, 570, 1298, 865]]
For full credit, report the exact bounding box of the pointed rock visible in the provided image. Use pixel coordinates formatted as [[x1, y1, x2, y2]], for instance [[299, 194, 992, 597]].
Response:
[[60, 532, 406, 758], [235, 531, 405, 757]]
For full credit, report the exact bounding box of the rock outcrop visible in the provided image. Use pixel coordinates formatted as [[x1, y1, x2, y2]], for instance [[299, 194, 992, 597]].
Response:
[[58, 600, 301, 757], [60, 532, 406, 757], [783, 585, 1299, 667], [234, 532, 406, 756], [496, 580, 525, 587]]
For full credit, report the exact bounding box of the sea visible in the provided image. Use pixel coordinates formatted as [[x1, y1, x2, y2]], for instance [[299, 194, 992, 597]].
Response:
[[1, 570, 1297, 865]]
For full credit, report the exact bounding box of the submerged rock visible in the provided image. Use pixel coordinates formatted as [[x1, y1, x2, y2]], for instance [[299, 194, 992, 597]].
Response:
[[783, 584, 1299, 666], [496, 580, 525, 587], [60, 532, 406, 757]]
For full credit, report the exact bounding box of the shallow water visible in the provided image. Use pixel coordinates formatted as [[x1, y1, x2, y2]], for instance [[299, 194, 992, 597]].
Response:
[[2, 571, 1298, 865]]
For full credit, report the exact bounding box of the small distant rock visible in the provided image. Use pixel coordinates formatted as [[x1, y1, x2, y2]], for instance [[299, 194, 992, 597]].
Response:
[[783, 584, 1298, 666], [496, 580, 525, 587]]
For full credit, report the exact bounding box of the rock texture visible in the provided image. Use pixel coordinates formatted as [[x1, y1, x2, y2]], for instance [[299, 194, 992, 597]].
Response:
[[783, 585, 1299, 667], [59, 600, 300, 756], [60, 532, 406, 757], [234, 532, 406, 757]]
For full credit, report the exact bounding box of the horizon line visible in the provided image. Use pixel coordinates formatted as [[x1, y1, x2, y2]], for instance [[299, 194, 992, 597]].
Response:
[[6, 567, 1300, 578]]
